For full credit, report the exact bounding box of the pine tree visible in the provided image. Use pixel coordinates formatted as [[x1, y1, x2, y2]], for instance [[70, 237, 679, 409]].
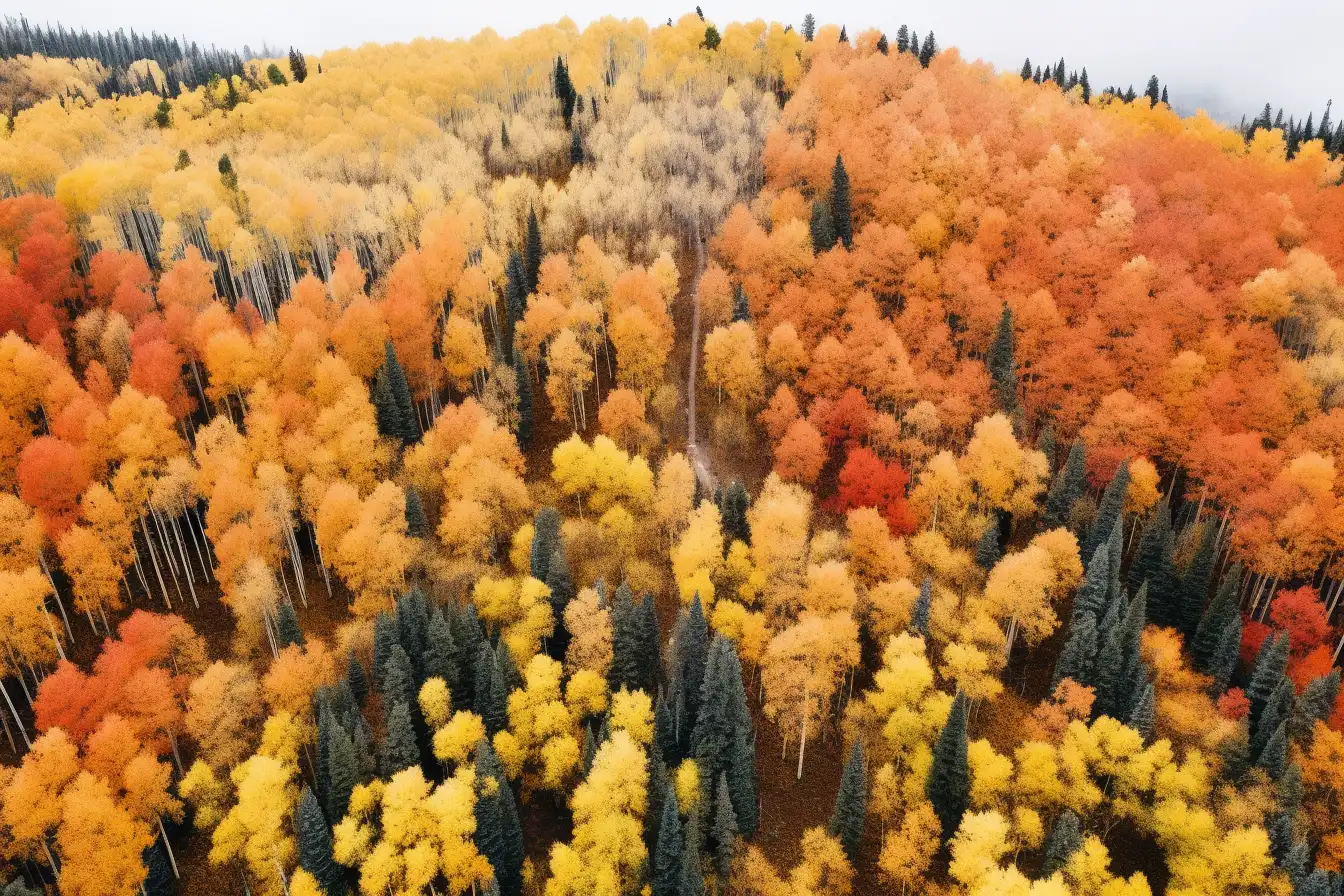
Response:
[[1052, 613, 1098, 689], [381, 341, 418, 443], [1296, 871, 1333, 896], [876, 33, 889, 55], [380, 700, 420, 775], [1080, 67, 1091, 103], [1219, 723, 1250, 781], [326, 724, 359, 823], [474, 644, 510, 735], [1035, 425, 1056, 470], [1020, 58, 1033, 80], [496, 640, 522, 693], [347, 652, 369, 705], [985, 305, 1018, 413], [1040, 810, 1082, 877], [1128, 502, 1176, 626], [918, 31, 937, 67], [288, 47, 308, 82], [404, 489, 429, 538], [718, 481, 750, 543], [1129, 682, 1156, 744], [830, 154, 853, 248], [372, 367, 400, 440], [500, 120, 511, 151], [1206, 613, 1242, 696], [475, 738, 524, 896], [1043, 441, 1087, 528], [837, 25, 849, 44], [381, 644, 416, 710], [1176, 525, 1218, 638], [1192, 567, 1240, 673], [513, 353, 534, 448], [679, 816, 705, 896], [397, 591, 431, 673], [154, 97, 171, 127], [1160, 85, 1169, 106], [675, 596, 712, 735], [895, 25, 909, 53], [524, 209, 542, 295], [926, 693, 970, 841], [1053, 58, 1066, 89], [653, 788, 683, 896], [1252, 678, 1294, 761], [801, 13, 816, 41], [975, 521, 1001, 571], [731, 283, 751, 323], [1081, 462, 1129, 564], [373, 613, 400, 685], [1094, 621, 1127, 720], [809, 200, 835, 253], [545, 545, 575, 658], [609, 583, 641, 692], [828, 741, 867, 861], [504, 250, 527, 350], [423, 607, 460, 692], [694, 638, 757, 837], [1291, 669, 1341, 740], [910, 577, 932, 637], [570, 127, 583, 165], [1071, 543, 1112, 625], [655, 693, 679, 766], [1144, 76, 1161, 106], [276, 600, 304, 648], [296, 787, 347, 896], [711, 773, 739, 880], [530, 507, 562, 580], [1256, 722, 1288, 778], [1247, 633, 1290, 733], [452, 603, 486, 705]]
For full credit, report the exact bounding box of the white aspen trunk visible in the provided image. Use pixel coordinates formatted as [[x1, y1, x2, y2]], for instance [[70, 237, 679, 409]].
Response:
[[181, 509, 211, 582], [0, 700, 16, 753], [157, 815, 180, 878], [37, 553, 74, 642], [169, 516, 198, 607], [144, 511, 182, 607], [796, 706, 808, 781], [0, 679, 30, 748], [42, 606, 65, 661], [41, 840, 59, 881]]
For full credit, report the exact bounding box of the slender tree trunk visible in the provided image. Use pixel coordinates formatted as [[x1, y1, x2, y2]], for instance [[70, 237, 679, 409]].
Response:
[[796, 706, 808, 781], [157, 815, 180, 878], [0, 679, 28, 748]]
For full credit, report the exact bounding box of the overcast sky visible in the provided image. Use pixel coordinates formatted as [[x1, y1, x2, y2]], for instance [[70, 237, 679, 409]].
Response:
[[12, 0, 1341, 124]]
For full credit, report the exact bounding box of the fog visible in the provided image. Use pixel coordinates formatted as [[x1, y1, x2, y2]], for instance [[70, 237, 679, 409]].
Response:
[[11, 0, 1340, 124]]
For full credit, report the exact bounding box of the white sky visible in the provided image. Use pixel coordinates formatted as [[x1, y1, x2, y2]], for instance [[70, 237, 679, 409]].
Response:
[[11, 0, 1342, 124]]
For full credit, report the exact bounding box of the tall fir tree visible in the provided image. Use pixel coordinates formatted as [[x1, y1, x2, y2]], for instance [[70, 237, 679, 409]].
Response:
[[404, 489, 429, 539], [326, 724, 359, 823], [895, 24, 909, 53], [1206, 612, 1243, 697], [1081, 462, 1129, 564], [801, 13, 816, 41], [1129, 682, 1156, 744], [530, 507, 562, 580], [1080, 67, 1091, 103], [1020, 58, 1033, 80], [1040, 810, 1082, 877], [679, 816, 706, 896], [911, 577, 932, 637], [1192, 567, 1241, 674], [926, 693, 970, 841], [608, 583, 642, 692], [809, 199, 835, 253], [1035, 424, 1056, 470], [975, 521, 1002, 571], [372, 613, 400, 688], [474, 643, 510, 735], [422, 607, 460, 691], [346, 652, 369, 705], [276, 600, 304, 648], [380, 340, 418, 444], [504, 250, 527, 351], [513, 353, 534, 448], [711, 773, 739, 880], [475, 738, 525, 896], [380, 700, 420, 775], [830, 154, 853, 248], [1247, 634, 1290, 732], [1052, 613, 1098, 689], [1291, 669, 1341, 740], [652, 788, 683, 896], [828, 741, 867, 861], [718, 481, 750, 544], [919, 31, 937, 67], [1128, 501, 1176, 625], [1176, 525, 1218, 638], [1144, 75, 1161, 105], [731, 283, 751, 322], [296, 787, 346, 896], [674, 595, 712, 737], [524, 209, 542, 295], [876, 32, 889, 55], [985, 305, 1018, 414], [451, 603, 485, 705], [1071, 543, 1112, 625], [693, 638, 757, 837], [380, 644, 416, 710], [545, 545, 576, 658]]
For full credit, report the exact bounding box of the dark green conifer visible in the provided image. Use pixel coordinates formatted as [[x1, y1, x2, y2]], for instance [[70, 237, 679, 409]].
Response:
[[380, 700, 419, 775], [719, 481, 750, 544], [1256, 722, 1288, 778], [702, 24, 722, 50], [382, 340, 418, 443], [895, 24, 909, 53], [474, 644, 510, 735], [655, 693, 679, 765], [653, 789, 683, 896], [876, 33, 889, 55], [1052, 613, 1098, 689], [1193, 567, 1241, 673], [809, 200, 835, 253], [828, 741, 867, 860], [496, 640, 522, 693], [1080, 68, 1091, 104], [1129, 682, 1156, 744], [513, 353, 534, 448], [986, 306, 1018, 413], [423, 608, 460, 691], [1081, 462, 1129, 564], [1040, 810, 1082, 877], [1020, 58, 1033, 80], [830, 154, 852, 248], [1035, 425, 1056, 470], [1176, 525, 1218, 638], [731, 283, 751, 323], [346, 652, 368, 705], [276, 600, 303, 648], [475, 738, 524, 896], [609, 583, 641, 692], [1219, 722, 1250, 781], [1248, 633, 1290, 732], [679, 816, 705, 896], [451, 603, 486, 705], [675, 596, 711, 734], [801, 14, 816, 42], [154, 97, 171, 127], [712, 772, 739, 880], [530, 507, 562, 580], [396, 591, 430, 673], [500, 120, 511, 151], [918, 31, 937, 67], [570, 127, 583, 165], [837, 25, 849, 44], [1144, 75, 1161, 106], [1206, 612, 1243, 696], [326, 725, 359, 823], [911, 577, 931, 637], [545, 545, 575, 657], [1044, 441, 1087, 529], [926, 692, 970, 841], [296, 787, 346, 895], [504, 251, 527, 349], [1291, 669, 1341, 740], [373, 613, 399, 685], [1071, 544, 1112, 625], [1253, 678, 1294, 760], [909, 32, 920, 58], [404, 489, 429, 538], [524, 208, 542, 295], [693, 638, 757, 836], [1128, 501, 1176, 625], [288, 47, 308, 82], [975, 522, 1001, 571], [380, 644, 415, 710]]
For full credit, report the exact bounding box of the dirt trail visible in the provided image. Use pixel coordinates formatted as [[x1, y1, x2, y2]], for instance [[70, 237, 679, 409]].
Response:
[[685, 226, 717, 494]]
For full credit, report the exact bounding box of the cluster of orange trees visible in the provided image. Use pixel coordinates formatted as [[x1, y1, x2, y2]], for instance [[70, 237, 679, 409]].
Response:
[[1, 12, 1343, 896]]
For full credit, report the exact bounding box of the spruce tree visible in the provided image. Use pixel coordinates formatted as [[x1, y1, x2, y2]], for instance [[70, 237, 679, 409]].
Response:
[[653, 789, 683, 896], [1291, 669, 1341, 740], [1247, 633, 1290, 733], [1144, 75, 1161, 106], [1253, 678, 1294, 761], [346, 652, 369, 705], [423, 607, 460, 691], [1129, 682, 1156, 744], [530, 507, 562, 580], [1071, 543, 1112, 625], [380, 644, 415, 711], [1020, 58, 1033, 80], [296, 787, 347, 896], [1128, 501, 1176, 626], [830, 154, 853, 249], [1219, 723, 1250, 781], [718, 481, 750, 544], [731, 283, 751, 323], [637, 592, 663, 694], [404, 489, 429, 539], [1192, 567, 1240, 673], [288, 47, 308, 82], [876, 33, 889, 55], [609, 583, 641, 693], [975, 521, 1001, 570], [499, 120, 511, 151], [1081, 462, 1129, 564], [396, 591, 430, 673], [524, 208, 542, 295], [1206, 612, 1242, 696], [828, 741, 867, 861], [809, 199, 835, 254], [326, 725, 359, 823], [380, 700, 420, 775], [276, 600, 304, 648], [693, 638, 757, 836], [372, 367, 400, 440], [919, 31, 937, 67], [711, 773, 739, 880], [1176, 525, 1218, 638], [373, 613, 400, 686], [1160, 85, 1169, 106], [545, 545, 576, 657], [911, 577, 932, 637], [926, 693, 970, 841], [474, 644, 510, 735], [1094, 622, 1128, 720], [895, 24, 909, 53], [1035, 425, 1056, 470], [801, 14, 816, 41], [1256, 722, 1288, 778], [679, 816, 705, 896], [985, 305, 1018, 413], [655, 693, 679, 766], [496, 640, 522, 692], [1295, 871, 1332, 896], [837, 26, 848, 44], [1052, 613, 1098, 689], [504, 251, 527, 349], [675, 595, 712, 735], [513, 353, 534, 448], [475, 738, 524, 896], [380, 341, 418, 444], [570, 127, 583, 165], [353, 716, 377, 781], [1040, 810, 1082, 877], [451, 603, 486, 705], [1080, 68, 1091, 104]]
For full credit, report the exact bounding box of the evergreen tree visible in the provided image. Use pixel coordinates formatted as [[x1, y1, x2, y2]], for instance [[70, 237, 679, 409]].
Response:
[[288, 47, 308, 82], [1044, 441, 1087, 528], [1247, 634, 1290, 733], [675, 596, 712, 735], [636, 591, 663, 694], [926, 693, 970, 841], [404, 489, 429, 538], [397, 591, 431, 672], [837, 25, 849, 44], [986, 305, 1018, 413], [475, 738, 524, 896], [1081, 462, 1129, 564], [876, 33, 889, 55], [910, 577, 932, 637], [1071, 543, 1112, 625], [524, 208, 542, 295], [1176, 525, 1218, 638], [1129, 682, 1156, 744], [828, 741, 867, 861], [1144, 76, 1161, 106], [1291, 669, 1341, 740], [1295, 871, 1332, 896], [423, 608, 460, 691], [381, 341, 418, 443], [531, 507, 562, 580], [296, 786, 347, 896], [809, 200, 835, 253], [496, 640, 522, 693], [609, 583, 641, 692], [830, 154, 853, 249], [451, 603, 486, 705], [1053, 58, 1066, 89], [1128, 502, 1176, 626], [1020, 58, 1033, 80], [1192, 567, 1241, 673], [276, 600, 304, 648], [570, 127, 583, 165], [975, 521, 1001, 571], [1052, 613, 1098, 689], [154, 97, 171, 127], [326, 725, 359, 823], [655, 693, 679, 766], [372, 367, 400, 440], [1040, 810, 1082, 877], [693, 638, 757, 836], [1256, 722, 1288, 778], [504, 250, 527, 350], [513, 353, 534, 449], [1219, 723, 1251, 781], [380, 700, 420, 775], [373, 613, 400, 685], [718, 481, 750, 544], [1160, 85, 1169, 106], [895, 24, 909, 53], [679, 816, 705, 896], [1094, 621, 1128, 720], [1035, 425, 1056, 470], [918, 31, 937, 67], [346, 652, 369, 705], [1253, 678, 1294, 761], [545, 545, 576, 657], [474, 644, 510, 735], [499, 120, 511, 151], [711, 773, 739, 880], [1206, 612, 1243, 697], [731, 283, 751, 323], [1080, 68, 1091, 104], [381, 644, 416, 710], [801, 14, 816, 41], [142, 840, 174, 896], [653, 789, 683, 896]]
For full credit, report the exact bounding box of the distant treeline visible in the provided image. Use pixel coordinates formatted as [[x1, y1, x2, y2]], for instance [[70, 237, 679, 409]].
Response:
[[1243, 101, 1342, 158], [0, 15, 252, 98]]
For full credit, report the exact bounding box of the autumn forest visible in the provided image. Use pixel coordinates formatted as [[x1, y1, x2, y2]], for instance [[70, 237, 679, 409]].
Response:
[[1, 10, 1343, 896]]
